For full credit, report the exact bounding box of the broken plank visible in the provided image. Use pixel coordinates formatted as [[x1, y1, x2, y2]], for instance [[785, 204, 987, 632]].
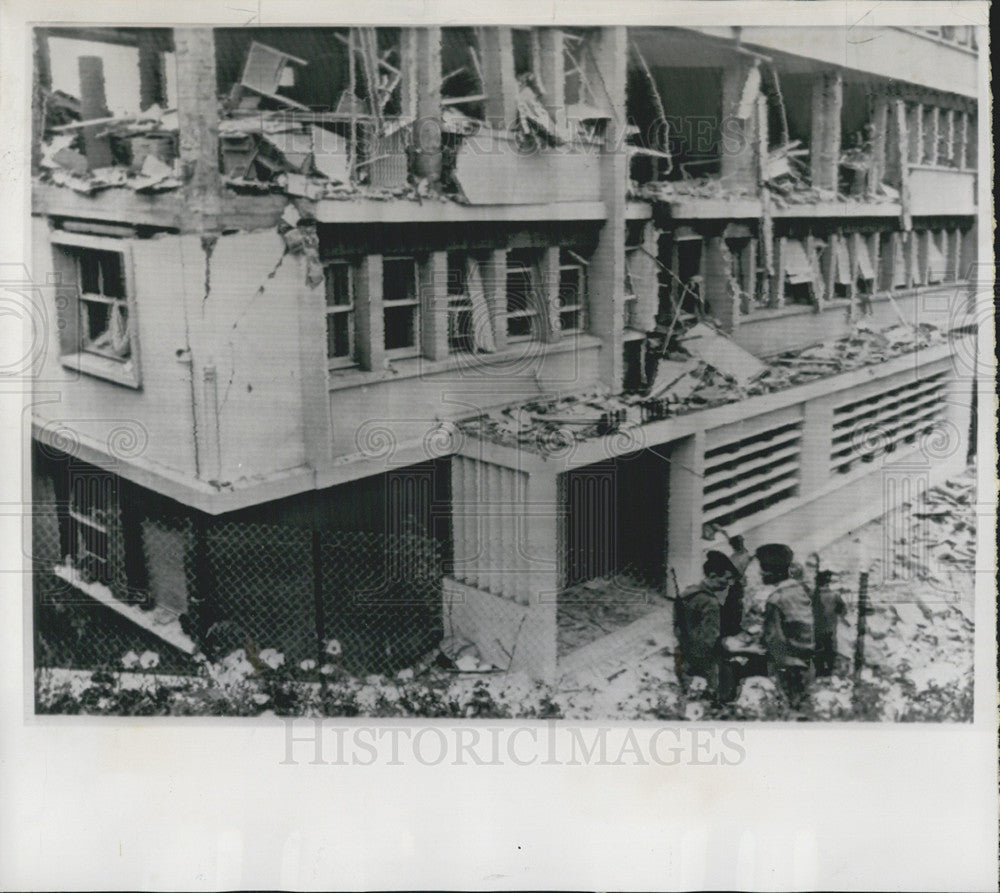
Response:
[[679, 322, 767, 385]]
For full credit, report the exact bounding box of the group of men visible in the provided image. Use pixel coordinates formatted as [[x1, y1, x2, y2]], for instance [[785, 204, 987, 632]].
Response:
[[672, 532, 846, 708]]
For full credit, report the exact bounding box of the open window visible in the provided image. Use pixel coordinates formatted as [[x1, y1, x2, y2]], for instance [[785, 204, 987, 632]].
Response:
[[52, 231, 141, 388], [382, 256, 421, 357]]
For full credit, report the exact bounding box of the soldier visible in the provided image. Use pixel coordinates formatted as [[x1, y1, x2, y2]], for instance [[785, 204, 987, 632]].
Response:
[[756, 543, 815, 709], [810, 564, 846, 677], [673, 550, 739, 703]]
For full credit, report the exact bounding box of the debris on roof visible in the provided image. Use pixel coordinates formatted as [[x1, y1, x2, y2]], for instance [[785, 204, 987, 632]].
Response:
[[679, 322, 767, 385], [458, 319, 948, 454]]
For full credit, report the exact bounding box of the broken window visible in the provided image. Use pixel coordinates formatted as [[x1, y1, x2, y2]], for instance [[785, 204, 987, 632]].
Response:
[[782, 238, 819, 305], [879, 231, 908, 290], [854, 233, 877, 299], [725, 237, 756, 314], [558, 250, 586, 334], [666, 234, 704, 320], [77, 249, 129, 359], [446, 252, 475, 353], [505, 249, 541, 341], [924, 230, 946, 284], [831, 234, 852, 300], [383, 256, 420, 355], [52, 232, 140, 388], [325, 261, 355, 366]]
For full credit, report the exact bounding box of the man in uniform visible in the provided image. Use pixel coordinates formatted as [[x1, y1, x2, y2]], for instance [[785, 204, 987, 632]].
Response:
[[756, 543, 815, 708], [673, 550, 739, 704]]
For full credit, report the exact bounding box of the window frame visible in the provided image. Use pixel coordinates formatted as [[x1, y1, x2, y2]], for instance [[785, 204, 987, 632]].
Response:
[[505, 251, 542, 343], [445, 252, 478, 355], [557, 250, 587, 335], [381, 255, 421, 359], [324, 260, 357, 370], [51, 230, 141, 389]]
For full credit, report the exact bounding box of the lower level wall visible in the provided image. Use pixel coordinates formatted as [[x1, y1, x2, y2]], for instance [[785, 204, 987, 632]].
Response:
[[443, 577, 557, 680]]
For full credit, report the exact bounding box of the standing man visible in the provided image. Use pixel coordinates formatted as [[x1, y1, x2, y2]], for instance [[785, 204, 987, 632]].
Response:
[[673, 550, 739, 704], [756, 543, 815, 708]]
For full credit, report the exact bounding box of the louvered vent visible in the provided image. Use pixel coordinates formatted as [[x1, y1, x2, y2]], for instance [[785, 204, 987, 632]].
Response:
[[830, 371, 948, 474], [702, 421, 802, 527]]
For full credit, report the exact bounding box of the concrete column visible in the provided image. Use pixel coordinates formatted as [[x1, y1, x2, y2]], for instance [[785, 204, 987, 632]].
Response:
[[174, 28, 221, 232], [419, 251, 449, 360], [79, 56, 114, 169], [720, 59, 760, 192], [869, 94, 889, 189], [138, 31, 168, 111], [704, 235, 737, 333], [667, 432, 705, 591], [482, 249, 509, 352], [809, 70, 842, 190], [537, 246, 562, 343], [31, 30, 52, 175], [521, 468, 560, 680], [479, 27, 517, 130], [537, 28, 566, 131], [398, 29, 419, 118], [585, 26, 627, 389], [298, 264, 332, 464], [412, 27, 442, 181], [799, 393, 835, 496], [629, 222, 660, 331], [354, 254, 384, 371]]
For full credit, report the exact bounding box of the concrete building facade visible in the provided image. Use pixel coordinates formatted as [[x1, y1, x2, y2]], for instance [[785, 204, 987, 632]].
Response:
[[30, 25, 979, 678]]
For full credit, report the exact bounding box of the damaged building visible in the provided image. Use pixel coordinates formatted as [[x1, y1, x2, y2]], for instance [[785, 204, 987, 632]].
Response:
[[29, 25, 979, 680]]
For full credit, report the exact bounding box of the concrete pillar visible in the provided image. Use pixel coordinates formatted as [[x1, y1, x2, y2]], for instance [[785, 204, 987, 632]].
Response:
[[31, 30, 52, 175], [479, 27, 518, 130], [720, 59, 760, 192], [412, 27, 442, 181], [78, 56, 114, 169], [138, 31, 168, 111], [585, 26, 627, 390], [869, 94, 889, 189], [521, 468, 560, 680], [809, 70, 842, 190], [704, 235, 737, 333], [537, 246, 562, 343], [537, 28, 566, 131], [298, 264, 332, 465], [174, 28, 221, 232], [667, 432, 705, 591], [482, 249, 509, 352], [354, 254, 384, 371], [399, 29, 419, 118], [419, 251, 449, 360]]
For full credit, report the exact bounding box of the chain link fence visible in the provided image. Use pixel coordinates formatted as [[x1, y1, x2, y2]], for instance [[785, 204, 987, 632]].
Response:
[[32, 460, 445, 679]]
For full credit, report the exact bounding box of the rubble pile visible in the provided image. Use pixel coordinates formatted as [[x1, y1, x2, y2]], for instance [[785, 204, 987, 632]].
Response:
[[38, 105, 183, 194], [632, 175, 757, 203], [630, 137, 899, 207], [459, 318, 948, 454]]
